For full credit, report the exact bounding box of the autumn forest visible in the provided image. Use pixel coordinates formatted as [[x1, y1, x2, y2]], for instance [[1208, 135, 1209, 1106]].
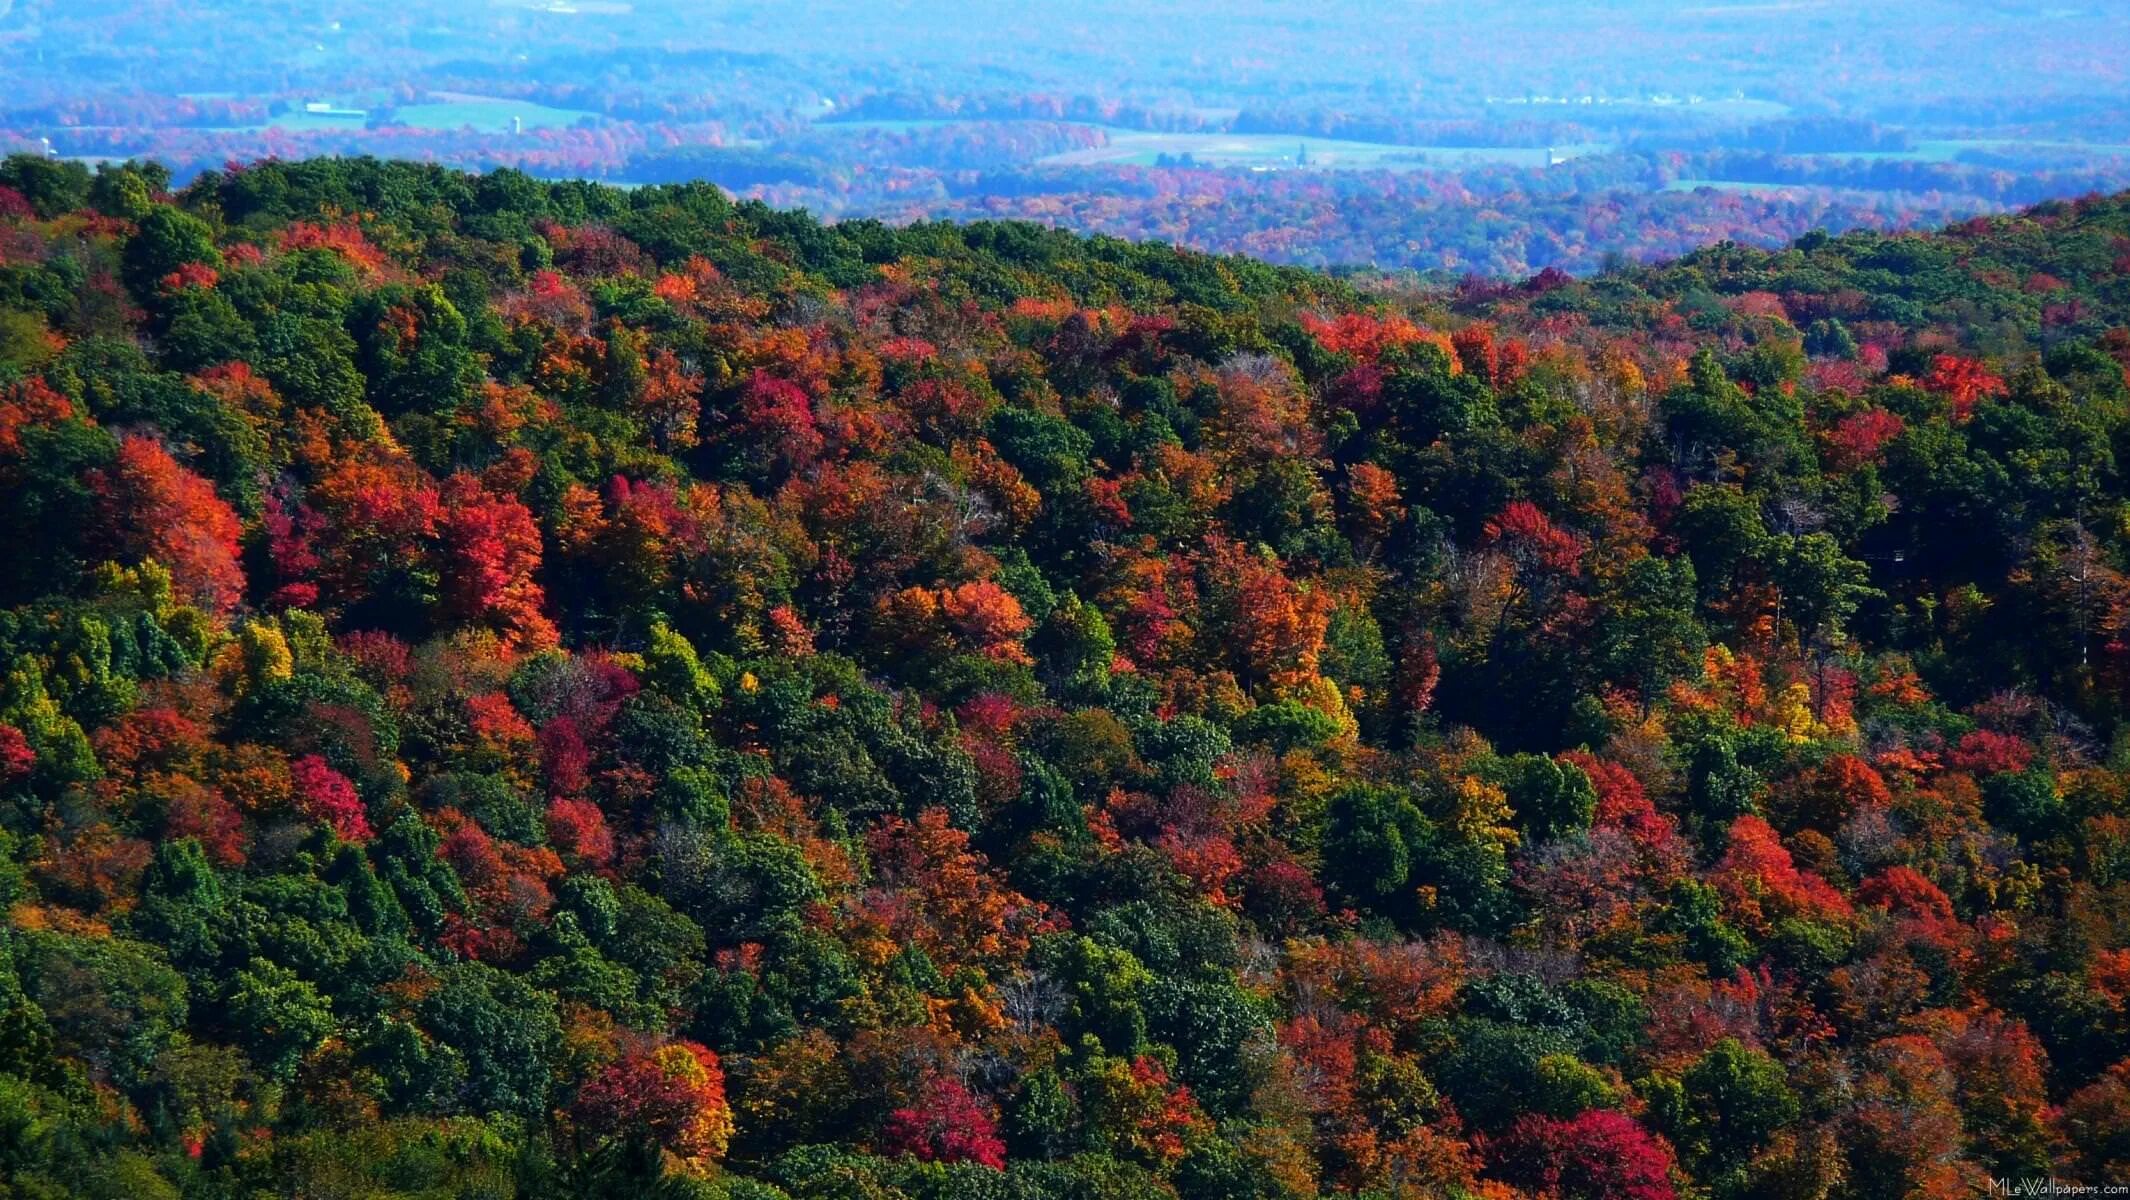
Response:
[[2, 152, 2130, 1198]]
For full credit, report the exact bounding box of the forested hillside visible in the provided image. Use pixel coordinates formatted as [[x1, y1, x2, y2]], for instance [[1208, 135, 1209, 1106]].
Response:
[[3, 154, 2130, 1199]]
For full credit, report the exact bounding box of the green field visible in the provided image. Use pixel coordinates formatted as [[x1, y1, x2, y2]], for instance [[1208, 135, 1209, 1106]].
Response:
[[1039, 131, 1611, 171], [393, 94, 601, 132], [812, 117, 1609, 172], [245, 93, 600, 134], [1812, 138, 2130, 164], [1664, 138, 2130, 196]]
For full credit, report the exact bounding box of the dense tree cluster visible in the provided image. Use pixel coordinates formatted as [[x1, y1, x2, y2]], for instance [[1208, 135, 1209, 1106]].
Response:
[[2, 154, 2130, 1198]]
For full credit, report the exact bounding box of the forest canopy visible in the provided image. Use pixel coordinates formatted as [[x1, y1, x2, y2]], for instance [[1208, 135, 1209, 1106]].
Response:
[[2, 154, 2130, 1198]]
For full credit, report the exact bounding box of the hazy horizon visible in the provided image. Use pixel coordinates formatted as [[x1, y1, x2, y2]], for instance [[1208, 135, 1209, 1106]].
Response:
[[5, 0, 2129, 273]]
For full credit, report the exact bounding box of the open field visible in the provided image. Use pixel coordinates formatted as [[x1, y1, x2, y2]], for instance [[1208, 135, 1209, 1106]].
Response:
[[390, 93, 602, 132], [815, 118, 1613, 171], [1037, 130, 1612, 170], [1820, 138, 2130, 162], [238, 93, 601, 133]]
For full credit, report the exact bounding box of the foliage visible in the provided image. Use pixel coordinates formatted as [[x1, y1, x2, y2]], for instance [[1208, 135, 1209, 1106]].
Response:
[[0, 156, 2126, 1197]]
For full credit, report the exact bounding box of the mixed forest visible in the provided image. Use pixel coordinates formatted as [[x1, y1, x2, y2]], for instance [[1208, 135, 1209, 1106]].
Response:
[[4, 153, 2130, 1199]]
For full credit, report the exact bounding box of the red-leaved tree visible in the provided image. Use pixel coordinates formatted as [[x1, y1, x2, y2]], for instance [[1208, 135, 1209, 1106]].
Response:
[[879, 1075, 1008, 1169], [91, 434, 245, 613]]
